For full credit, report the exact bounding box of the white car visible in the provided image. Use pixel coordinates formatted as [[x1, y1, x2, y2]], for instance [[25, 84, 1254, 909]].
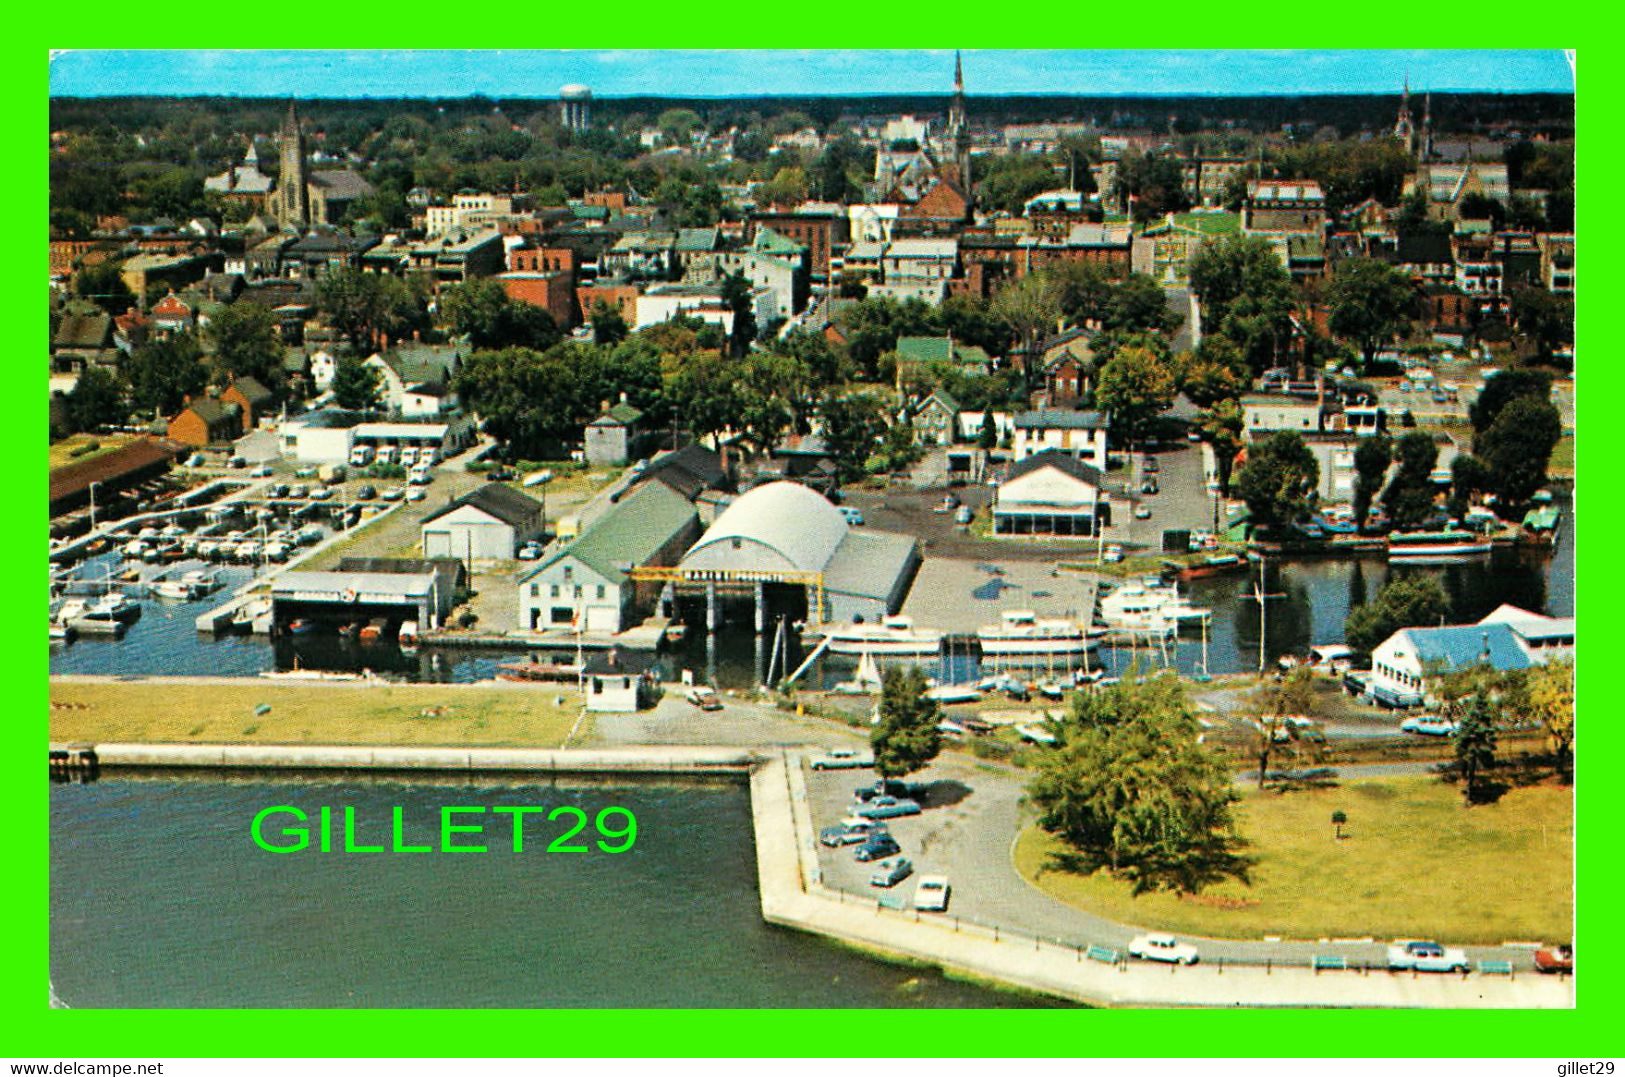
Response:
[[1103, 544, 1125, 564], [1386, 940, 1468, 973], [913, 875, 951, 912], [1127, 933, 1200, 965], [809, 747, 874, 771], [405, 488, 426, 503], [248, 464, 274, 478], [1400, 715, 1458, 737]]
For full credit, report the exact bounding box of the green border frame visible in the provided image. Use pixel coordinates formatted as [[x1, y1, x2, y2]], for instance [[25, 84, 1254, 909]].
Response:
[[18, 38, 1607, 1058]]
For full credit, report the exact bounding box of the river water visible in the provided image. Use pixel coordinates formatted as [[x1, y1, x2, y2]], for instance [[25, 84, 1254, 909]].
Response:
[[49, 501, 1573, 689], [51, 775, 1058, 1008]]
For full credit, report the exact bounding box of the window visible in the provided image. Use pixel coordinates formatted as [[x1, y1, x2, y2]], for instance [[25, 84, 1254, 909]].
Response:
[[596, 585, 606, 599], [574, 586, 582, 599], [550, 584, 560, 598], [530, 584, 539, 597]]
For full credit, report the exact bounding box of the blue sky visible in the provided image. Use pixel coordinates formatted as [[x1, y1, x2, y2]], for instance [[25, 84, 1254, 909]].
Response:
[[49, 50, 1575, 99]]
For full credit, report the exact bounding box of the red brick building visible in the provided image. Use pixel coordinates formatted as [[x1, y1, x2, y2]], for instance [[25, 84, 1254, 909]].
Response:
[[747, 208, 849, 282]]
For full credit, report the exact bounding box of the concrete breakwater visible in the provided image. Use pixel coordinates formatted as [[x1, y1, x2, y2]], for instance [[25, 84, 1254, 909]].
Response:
[[66, 741, 761, 776], [58, 739, 1576, 1008]]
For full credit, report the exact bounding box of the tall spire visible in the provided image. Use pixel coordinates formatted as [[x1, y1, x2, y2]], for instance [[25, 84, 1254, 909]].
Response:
[[954, 50, 963, 93], [1393, 78, 1416, 156]]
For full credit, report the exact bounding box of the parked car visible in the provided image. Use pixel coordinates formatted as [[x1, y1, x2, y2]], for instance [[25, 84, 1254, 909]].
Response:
[[1128, 933, 1200, 965], [839, 506, 865, 526], [1103, 544, 1125, 564], [818, 819, 889, 847], [912, 875, 951, 912], [1386, 940, 1468, 973], [353, 484, 377, 501], [953, 505, 973, 525], [869, 856, 914, 889], [685, 687, 723, 711], [226, 456, 248, 469], [810, 747, 874, 770], [294, 466, 318, 479], [1140, 479, 1158, 495], [1134, 505, 1152, 520], [1142, 456, 1159, 473], [405, 488, 427, 503], [1400, 715, 1458, 737], [855, 796, 922, 820], [380, 488, 404, 502], [268, 483, 290, 498], [249, 464, 274, 478], [1534, 944, 1574, 974], [186, 453, 207, 467], [854, 779, 924, 802], [308, 486, 334, 501], [487, 466, 518, 482], [854, 834, 902, 862], [516, 541, 543, 561]]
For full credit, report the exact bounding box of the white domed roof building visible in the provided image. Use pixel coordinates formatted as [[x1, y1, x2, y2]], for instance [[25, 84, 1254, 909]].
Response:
[[676, 481, 919, 625]]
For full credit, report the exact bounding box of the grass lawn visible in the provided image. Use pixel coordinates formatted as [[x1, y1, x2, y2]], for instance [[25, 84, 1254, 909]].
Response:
[[49, 679, 587, 749], [1548, 433, 1575, 477], [49, 434, 133, 471], [1014, 775, 1572, 944]]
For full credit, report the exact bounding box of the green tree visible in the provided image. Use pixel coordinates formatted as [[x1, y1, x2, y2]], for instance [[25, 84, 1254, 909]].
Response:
[[1326, 259, 1415, 366], [1477, 395, 1562, 508], [1527, 658, 1574, 780], [721, 271, 757, 359], [1452, 688, 1500, 805], [125, 332, 207, 417], [73, 262, 136, 315], [819, 392, 888, 484], [1197, 399, 1245, 496], [1469, 368, 1552, 434], [1028, 673, 1251, 895], [1095, 344, 1176, 447], [870, 666, 944, 779], [1248, 666, 1321, 788], [1508, 287, 1574, 363], [317, 267, 420, 355], [977, 409, 997, 450], [1380, 431, 1439, 529], [330, 354, 382, 412], [1104, 274, 1178, 334], [1233, 431, 1319, 531], [1188, 235, 1296, 374], [1351, 433, 1392, 529], [590, 300, 629, 347], [441, 280, 560, 352], [208, 301, 285, 397], [992, 274, 1063, 385], [1176, 335, 1248, 409], [1343, 574, 1448, 654], [64, 364, 127, 433]]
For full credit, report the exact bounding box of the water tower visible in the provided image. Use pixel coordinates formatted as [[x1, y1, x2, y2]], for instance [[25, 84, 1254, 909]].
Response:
[[559, 84, 593, 132]]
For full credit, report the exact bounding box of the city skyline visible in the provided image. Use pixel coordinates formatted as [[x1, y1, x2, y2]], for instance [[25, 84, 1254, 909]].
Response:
[[50, 49, 1575, 99]]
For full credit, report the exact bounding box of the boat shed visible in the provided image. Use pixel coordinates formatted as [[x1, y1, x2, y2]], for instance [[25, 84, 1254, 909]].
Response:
[[421, 484, 545, 561], [271, 568, 457, 630], [672, 481, 919, 625]]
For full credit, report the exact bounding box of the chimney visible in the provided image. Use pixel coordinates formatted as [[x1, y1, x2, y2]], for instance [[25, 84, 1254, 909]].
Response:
[[413, 330, 421, 343]]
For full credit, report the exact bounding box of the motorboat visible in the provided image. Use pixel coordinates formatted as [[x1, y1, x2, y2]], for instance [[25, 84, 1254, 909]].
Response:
[[827, 616, 943, 656], [976, 610, 1094, 656], [284, 618, 318, 635], [90, 591, 139, 621], [359, 617, 389, 643], [1095, 584, 1179, 635], [398, 620, 420, 648], [53, 599, 88, 625], [923, 683, 982, 704], [1387, 529, 1492, 563]]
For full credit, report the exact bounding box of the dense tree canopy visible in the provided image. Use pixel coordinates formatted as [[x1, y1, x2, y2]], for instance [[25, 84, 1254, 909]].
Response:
[[870, 666, 944, 779], [1233, 431, 1319, 531], [125, 332, 207, 417], [1326, 258, 1415, 365], [1028, 673, 1250, 895], [1343, 574, 1448, 653]]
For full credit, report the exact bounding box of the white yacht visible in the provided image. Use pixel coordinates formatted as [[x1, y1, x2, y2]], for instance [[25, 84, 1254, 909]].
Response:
[[1096, 584, 1178, 635], [976, 610, 1095, 656], [826, 616, 943, 656]]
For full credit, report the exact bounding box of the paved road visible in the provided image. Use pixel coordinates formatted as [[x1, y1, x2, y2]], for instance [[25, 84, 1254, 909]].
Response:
[[585, 693, 1557, 972], [802, 751, 1554, 972]]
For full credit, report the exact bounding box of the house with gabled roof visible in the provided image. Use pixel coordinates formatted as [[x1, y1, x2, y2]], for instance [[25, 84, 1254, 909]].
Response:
[[585, 401, 645, 466], [518, 481, 700, 633], [993, 449, 1105, 538], [1012, 409, 1108, 468], [220, 376, 275, 433], [166, 397, 242, 448], [421, 483, 545, 562], [1367, 605, 1574, 709]]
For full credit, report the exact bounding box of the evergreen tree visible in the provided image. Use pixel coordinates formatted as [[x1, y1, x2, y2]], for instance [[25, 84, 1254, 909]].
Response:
[[331, 354, 382, 412], [870, 666, 943, 779]]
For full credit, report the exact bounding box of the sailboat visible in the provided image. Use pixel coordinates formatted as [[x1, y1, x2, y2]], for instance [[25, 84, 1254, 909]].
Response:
[[832, 650, 884, 695]]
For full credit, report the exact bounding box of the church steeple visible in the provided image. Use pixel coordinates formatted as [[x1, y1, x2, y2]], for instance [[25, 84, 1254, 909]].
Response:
[[1393, 77, 1416, 156], [275, 101, 309, 230], [946, 51, 972, 198], [1421, 91, 1433, 161]]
